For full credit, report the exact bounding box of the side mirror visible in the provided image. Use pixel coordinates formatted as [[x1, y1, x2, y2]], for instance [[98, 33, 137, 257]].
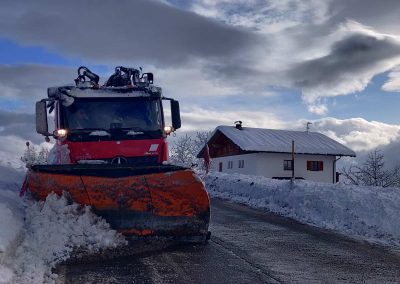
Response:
[[170, 100, 181, 130], [36, 101, 49, 135]]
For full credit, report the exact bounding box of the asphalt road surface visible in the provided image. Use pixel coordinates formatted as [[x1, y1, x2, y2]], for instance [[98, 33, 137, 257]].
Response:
[[57, 199, 400, 283]]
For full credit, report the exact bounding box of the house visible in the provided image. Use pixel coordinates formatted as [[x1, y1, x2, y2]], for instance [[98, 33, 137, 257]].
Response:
[[197, 123, 356, 183]]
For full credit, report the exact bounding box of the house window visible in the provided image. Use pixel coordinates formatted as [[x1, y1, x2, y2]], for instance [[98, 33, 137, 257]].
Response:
[[307, 161, 323, 171], [238, 160, 244, 168], [284, 160, 293, 171], [228, 161, 233, 169], [219, 162, 223, 172]]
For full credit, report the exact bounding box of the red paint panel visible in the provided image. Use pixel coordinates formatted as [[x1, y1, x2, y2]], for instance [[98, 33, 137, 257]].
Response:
[[65, 139, 165, 162]]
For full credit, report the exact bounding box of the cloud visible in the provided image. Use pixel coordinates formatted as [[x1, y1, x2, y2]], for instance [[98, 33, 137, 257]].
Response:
[[0, 109, 45, 144], [0, 0, 258, 67], [382, 68, 400, 92], [177, 106, 287, 131], [0, 135, 30, 168], [156, 64, 241, 100], [181, 1, 400, 113], [297, 117, 400, 152], [0, 109, 54, 168], [307, 104, 328, 116], [289, 22, 400, 104], [188, 0, 329, 32], [2, 0, 400, 117], [330, 0, 400, 35], [0, 64, 75, 107], [379, 137, 400, 169]]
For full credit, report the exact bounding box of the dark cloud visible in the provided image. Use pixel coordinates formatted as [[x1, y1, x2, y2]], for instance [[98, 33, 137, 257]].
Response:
[[292, 33, 400, 88], [329, 0, 400, 34], [0, 0, 258, 67], [0, 64, 75, 102], [289, 32, 400, 101], [0, 110, 43, 144]]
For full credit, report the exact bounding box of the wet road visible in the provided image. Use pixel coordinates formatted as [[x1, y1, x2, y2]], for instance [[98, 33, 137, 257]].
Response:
[[58, 199, 400, 283]]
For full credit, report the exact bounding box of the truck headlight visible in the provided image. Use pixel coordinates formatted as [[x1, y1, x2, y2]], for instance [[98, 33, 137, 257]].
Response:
[[164, 126, 174, 135], [54, 129, 68, 138]]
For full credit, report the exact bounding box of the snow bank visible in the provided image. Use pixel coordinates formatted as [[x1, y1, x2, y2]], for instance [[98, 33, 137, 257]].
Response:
[[0, 166, 25, 283], [0, 164, 127, 283], [5, 193, 127, 284], [205, 172, 400, 248]]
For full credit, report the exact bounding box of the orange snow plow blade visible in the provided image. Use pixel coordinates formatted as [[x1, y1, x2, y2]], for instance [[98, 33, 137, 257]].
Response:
[[26, 164, 210, 242]]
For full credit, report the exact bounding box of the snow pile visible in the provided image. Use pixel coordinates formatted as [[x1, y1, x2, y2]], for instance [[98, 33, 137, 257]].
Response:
[[0, 165, 127, 283], [0, 191, 24, 259], [0, 166, 25, 283], [0, 165, 25, 192], [205, 172, 400, 248], [0, 163, 127, 284], [4, 193, 127, 283]]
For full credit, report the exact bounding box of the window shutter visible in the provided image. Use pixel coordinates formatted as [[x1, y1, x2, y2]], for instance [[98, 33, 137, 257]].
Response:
[[319, 161, 323, 171], [307, 161, 311, 171]]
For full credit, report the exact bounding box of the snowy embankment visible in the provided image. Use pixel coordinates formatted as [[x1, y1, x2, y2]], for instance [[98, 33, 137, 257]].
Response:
[[0, 166, 126, 283], [0, 165, 25, 281], [205, 172, 400, 249]]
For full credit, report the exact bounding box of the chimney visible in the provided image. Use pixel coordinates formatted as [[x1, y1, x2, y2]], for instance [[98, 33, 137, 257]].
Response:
[[234, 121, 243, 130], [306, 122, 312, 133]]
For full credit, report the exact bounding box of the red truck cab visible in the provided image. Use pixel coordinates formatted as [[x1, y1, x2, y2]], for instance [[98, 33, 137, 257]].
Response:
[[36, 67, 181, 165]]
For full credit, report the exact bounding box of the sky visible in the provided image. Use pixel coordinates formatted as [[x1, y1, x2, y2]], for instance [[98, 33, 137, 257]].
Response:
[[0, 0, 400, 168]]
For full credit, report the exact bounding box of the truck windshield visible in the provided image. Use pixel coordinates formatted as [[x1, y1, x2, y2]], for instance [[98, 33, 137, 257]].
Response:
[[63, 98, 162, 131]]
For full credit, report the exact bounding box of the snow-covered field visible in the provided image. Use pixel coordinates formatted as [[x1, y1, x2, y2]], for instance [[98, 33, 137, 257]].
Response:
[[0, 166, 126, 284], [205, 172, 400, 249]]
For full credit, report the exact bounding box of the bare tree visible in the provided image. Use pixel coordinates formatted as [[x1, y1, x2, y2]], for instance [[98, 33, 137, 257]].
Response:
[[169, 134, 198, 167], [342, 149, 400, 188], [169, 131, 212, 169]]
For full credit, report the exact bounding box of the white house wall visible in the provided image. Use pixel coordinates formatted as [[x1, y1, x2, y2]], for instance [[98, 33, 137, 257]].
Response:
[[211, 153, 336, 183], [210, 153, 258, 176]]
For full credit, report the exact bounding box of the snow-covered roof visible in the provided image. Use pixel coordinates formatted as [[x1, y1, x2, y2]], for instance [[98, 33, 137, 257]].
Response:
[[206, 125, 356, 157]]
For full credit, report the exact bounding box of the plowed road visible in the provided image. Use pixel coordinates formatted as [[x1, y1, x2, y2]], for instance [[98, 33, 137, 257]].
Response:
[[57, 199, 400, 283]]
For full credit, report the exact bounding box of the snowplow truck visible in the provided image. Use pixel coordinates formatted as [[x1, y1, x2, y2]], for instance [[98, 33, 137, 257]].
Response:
[[24, 66, 210, 242]]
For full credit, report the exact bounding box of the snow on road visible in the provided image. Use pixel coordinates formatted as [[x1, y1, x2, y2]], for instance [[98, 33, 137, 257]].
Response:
[[205, 172, 400, 249], [0, 166, 126, 284]]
